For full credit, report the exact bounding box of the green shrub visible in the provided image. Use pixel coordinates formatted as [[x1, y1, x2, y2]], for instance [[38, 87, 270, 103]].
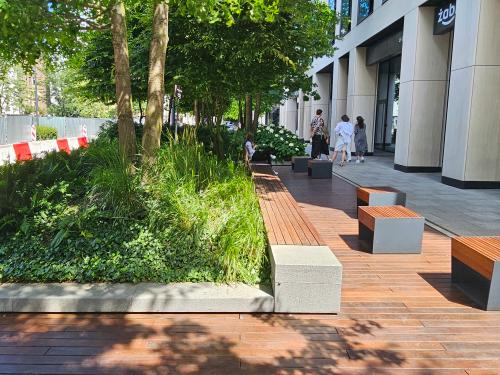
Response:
[[0, 132, 268, 284], [36, 125, 58, 140], [255, 124, 306, 161]]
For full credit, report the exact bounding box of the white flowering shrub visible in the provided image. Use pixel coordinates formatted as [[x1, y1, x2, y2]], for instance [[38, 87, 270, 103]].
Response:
[[255, 124, 306, 161]]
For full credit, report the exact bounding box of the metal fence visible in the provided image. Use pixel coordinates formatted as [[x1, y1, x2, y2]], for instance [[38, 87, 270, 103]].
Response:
[[0, 115, 110, 145]]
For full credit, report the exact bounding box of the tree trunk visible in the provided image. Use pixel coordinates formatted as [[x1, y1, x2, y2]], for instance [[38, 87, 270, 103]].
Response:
[[194, 99, 200, 126], [110, 0, 136, 160], [138, 100, 144, 124], [238, 99, 243, 129], [244, 94, 252, 131], [142, 1, 169, 164], [252, 92, 261, 132]]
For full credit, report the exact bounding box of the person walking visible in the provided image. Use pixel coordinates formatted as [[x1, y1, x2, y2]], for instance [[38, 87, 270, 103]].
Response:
[[310, 109, 326, 159], [332, 115, 354, 166], [354, 116, 368, 163], [321, 120, 331, 160]]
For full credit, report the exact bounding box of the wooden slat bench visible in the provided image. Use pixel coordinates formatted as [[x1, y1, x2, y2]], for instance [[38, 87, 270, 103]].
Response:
[[357, 186, 406, 207], [251, 164, 323, 246], [452, 237, 500, 310], [250, 163, 342, 313], [358, 205, 425, 254]]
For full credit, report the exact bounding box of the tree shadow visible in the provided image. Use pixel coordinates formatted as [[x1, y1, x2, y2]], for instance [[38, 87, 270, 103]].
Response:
[[1, 309, 476, 374]]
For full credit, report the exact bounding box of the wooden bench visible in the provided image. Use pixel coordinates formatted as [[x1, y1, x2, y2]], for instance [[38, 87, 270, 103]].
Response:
[[357, 186, 406, 207], [358, 205, 425, 254], [250, 163, 342, 313], [452, 237, 500, 310], [251, 164, 323, 246]]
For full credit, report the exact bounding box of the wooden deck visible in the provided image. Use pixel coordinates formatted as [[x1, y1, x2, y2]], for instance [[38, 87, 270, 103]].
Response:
[[1, 167, 500, 374]]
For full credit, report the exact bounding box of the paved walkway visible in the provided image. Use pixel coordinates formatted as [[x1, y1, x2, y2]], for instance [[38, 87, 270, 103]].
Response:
[[2, 170, 500, 374], [330, 154, 500, 236]]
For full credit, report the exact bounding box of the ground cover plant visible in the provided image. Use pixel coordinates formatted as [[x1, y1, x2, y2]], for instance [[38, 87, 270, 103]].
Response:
[[0, 131, 268, 284]]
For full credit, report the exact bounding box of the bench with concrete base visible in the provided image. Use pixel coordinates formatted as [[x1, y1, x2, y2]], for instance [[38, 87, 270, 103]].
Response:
[[357, 186, 406, 207], [452, 237, 500, 311], [308, 159, 332, 179], [358, 205, 425, 254], [251, 164, 342, 313], [291, 156, 310, 173]]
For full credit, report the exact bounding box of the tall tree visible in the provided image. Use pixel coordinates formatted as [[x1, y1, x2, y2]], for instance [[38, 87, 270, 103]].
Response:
[[110, 0, 136, 158], [142, 1, 169, 163]]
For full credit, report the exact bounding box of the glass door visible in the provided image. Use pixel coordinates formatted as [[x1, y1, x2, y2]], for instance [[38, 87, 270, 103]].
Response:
[[374, 56, 401, 153]]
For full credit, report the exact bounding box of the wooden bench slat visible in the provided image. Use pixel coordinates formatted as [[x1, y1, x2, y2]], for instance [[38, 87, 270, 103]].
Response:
[[266, 178, 304, 245], [270, 179, 322, 246], [452, 237, 500, 280], [358, 205, 423, 232], [267, 177, 323, 246], [255, 176, 286, 245], [251, 164, 323, 247]]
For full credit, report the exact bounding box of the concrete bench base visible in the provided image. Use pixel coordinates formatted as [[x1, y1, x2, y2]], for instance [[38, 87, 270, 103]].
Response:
[[308, 160, 333, 179], [270, 245, 342, 313], [0, 283, 274, 313], [359, 217, 425, 254], [292, 156, 310, 173], [452, 258, 500, 310]]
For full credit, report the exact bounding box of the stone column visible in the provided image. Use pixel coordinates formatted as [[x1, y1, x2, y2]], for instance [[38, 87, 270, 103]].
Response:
[[394, 6, 450, 171], [297, 91, 305, 139], [283, 98, 298, 133], [302, 92, 312, 140], [346, 47, 377, 153], [331, 57, 349, 130], [442, 0, 500, 188], [312, 72, 332, 133]]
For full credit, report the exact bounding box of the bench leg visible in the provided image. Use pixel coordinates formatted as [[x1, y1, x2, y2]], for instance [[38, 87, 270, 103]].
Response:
[[372, 218, 424, 254], [488, 262, 500, 310], [358, 222, 374, 252], [452, 257, 492, 310]]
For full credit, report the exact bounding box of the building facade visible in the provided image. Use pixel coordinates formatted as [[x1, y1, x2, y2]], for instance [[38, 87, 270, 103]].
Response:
[[281, 0, 500, 188]]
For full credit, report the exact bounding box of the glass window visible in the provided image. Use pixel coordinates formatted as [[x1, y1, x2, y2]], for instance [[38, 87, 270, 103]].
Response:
[[340, 0, 352, 36], [358, 0, 374, 24], [328, 0, 336, 10]]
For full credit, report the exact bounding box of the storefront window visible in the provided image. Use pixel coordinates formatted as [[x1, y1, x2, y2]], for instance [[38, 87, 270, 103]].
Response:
[[340, 0, 352, 36], [328, 0, 336, 10], [358, 0, 374, 24]]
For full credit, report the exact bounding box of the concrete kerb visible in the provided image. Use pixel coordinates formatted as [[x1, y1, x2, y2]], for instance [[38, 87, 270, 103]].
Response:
[[0, 283, 274, 313]]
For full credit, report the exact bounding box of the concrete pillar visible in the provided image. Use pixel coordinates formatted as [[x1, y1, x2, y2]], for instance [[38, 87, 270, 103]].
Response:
[[394, 6, 450, 171], [346, 47, 377, 153], [331, 57, 349, 133], [312, 72, 332, 133], [283, 98, 298, 133], [302, 92, 312, 140], [442, 0, 500, 188], [297, 91, 305, 139]]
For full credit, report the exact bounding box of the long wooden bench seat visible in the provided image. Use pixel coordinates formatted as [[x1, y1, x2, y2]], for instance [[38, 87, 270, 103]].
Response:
[[250, 163, 342, 314], [452, 237, 500, 310], [251, 163, 323, 246], [358, 205, 425, 254]]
